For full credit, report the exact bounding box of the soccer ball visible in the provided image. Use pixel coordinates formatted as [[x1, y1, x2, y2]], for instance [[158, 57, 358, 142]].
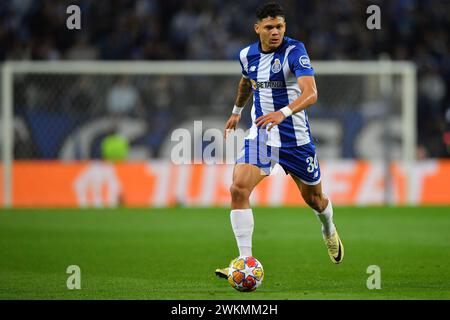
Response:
[[227, 256, 264, 292]]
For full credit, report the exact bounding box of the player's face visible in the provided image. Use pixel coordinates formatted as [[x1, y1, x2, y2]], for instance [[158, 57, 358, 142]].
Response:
[[254, 16, 286, 51]]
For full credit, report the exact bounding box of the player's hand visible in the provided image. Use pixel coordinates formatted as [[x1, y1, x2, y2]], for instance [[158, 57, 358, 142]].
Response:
[[224, 114, 240, 139], [255, 111, 286, 131]]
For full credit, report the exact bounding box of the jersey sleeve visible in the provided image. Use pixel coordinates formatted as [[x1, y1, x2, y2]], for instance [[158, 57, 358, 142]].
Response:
[[288, 42, 315, 78], [238, 49, 249, 79]]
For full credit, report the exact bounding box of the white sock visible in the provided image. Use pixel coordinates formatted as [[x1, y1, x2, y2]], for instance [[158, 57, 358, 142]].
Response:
[[313, 195, 336, 236], [230, 209, 254, 257]]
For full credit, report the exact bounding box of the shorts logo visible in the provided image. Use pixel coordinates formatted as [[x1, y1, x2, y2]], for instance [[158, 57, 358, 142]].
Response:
[[271, 59, 282, 73], [299, 55, 311, 68], [250, 65, 256, 72]]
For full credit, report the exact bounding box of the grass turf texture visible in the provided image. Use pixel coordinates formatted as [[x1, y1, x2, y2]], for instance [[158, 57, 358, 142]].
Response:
[[0, 207, 449, 300]]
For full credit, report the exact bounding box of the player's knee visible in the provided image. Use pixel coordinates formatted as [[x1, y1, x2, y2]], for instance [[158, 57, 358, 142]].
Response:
[[230, 183, 251, 202], [304, 193, 326, 212]]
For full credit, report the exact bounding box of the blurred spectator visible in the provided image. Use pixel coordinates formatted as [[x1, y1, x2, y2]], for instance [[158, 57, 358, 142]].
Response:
[[62, 77, 99, 116], [65, 35, 99, 60], [106, 76, 142, 116]]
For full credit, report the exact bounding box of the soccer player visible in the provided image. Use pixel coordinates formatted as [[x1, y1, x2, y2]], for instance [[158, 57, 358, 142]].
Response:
[[216, 2, 344, 279]]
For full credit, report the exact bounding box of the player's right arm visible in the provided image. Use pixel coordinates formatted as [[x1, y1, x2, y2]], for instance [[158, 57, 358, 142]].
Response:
[[234, 76, 253, 108], [224, 76, 253, 138]]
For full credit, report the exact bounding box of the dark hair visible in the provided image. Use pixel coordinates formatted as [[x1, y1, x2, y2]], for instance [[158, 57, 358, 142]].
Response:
[[256, 2, 285, 21]]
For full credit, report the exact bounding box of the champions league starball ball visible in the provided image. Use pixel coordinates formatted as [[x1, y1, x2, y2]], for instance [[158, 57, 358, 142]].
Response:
[[227, 256, 264, 292]]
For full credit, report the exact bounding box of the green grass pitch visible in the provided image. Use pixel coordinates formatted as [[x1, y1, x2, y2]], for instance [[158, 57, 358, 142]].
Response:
[[0, 206, 449, 300]]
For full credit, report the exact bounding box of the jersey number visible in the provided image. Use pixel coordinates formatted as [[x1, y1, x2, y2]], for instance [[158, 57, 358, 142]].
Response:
[[306, 154, 318, 173]]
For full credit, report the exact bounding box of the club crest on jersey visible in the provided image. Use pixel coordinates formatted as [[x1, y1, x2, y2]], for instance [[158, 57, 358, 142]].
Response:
[[271, 59, 282, 73], [299, 55, 311, 68]]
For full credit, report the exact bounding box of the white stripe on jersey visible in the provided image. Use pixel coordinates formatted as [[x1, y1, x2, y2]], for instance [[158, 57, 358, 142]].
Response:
[[256, 53, 282, 145], [248, 107, 258, 140]]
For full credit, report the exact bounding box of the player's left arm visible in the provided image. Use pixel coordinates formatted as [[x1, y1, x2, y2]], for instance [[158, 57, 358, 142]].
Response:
[[255, 76, 318, 131]]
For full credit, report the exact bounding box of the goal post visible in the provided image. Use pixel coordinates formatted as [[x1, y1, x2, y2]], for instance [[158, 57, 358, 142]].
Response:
[[1, 63, 14, 208], [1, 60, 417, 207]]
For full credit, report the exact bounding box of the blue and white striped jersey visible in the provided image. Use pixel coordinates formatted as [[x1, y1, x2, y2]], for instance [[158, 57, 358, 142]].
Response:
[[239, 36, 315, 147]]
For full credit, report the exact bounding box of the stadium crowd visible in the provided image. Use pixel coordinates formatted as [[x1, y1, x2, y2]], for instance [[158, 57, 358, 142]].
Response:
[[0, 0, 449, 158]]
